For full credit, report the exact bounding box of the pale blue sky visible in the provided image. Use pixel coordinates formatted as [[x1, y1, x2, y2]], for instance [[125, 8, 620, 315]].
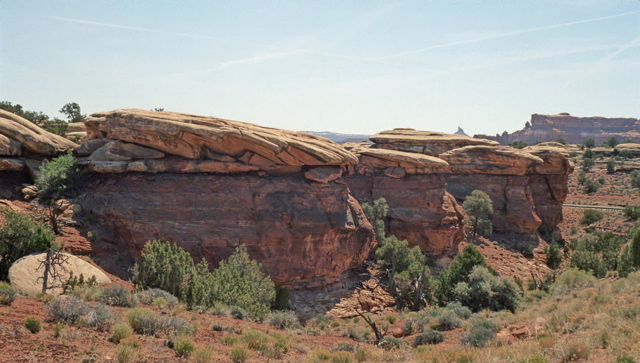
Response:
[[1, 1, 638, 136]]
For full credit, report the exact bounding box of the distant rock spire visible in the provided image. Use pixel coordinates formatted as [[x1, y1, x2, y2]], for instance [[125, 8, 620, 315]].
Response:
[[454, 126, 469, 137]]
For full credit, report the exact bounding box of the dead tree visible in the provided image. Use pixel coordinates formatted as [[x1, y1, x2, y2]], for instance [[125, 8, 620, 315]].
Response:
[[37, 248, 70, 294]]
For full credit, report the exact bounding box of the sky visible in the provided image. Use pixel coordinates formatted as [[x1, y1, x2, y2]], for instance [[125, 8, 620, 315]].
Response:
[[1, 1, 638, 137]]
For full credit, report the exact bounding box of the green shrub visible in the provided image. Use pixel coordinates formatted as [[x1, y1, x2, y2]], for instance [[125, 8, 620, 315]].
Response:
[[0, 282, 16, 305], [230, 306, 248, 320], [110, 323, 133, 343], [115, 343, 139, 363], [191, 346, 214, 363], [508, 141, 528, 149], [616, 354, 634, 363], [569, 250, 607, 278], [550, 268, 595, 295], [580, 209, 603, 225], [435, 310, 461, 331], [453, 266, 521, 313], [173, 335, 195, 358], [378, 337, 405, 350], [413, 329, 445, 346], [461, 319, 497, 347], [47, 296, 115, 331], [607, 159, 616, 174], [545, 241, 563, 270], [211, 245, 276, 321], [331, 342, 355, 353], [229, 346, 248, 363], [624, 206, 640, 221], [267, 310, 301, 329], [220, 334, 238, 346], [435, 244, 494, 305], [132, 240, 212, 307], [134, 288, 178, 308], [242, 329, 270, 350], [52, 323, 67, 338], [272, 285, 290, 311], [101, 285, 136, 307], [462, 190, 493, 238], [582, 178, 599, 193], [24, 316, 41, 334], [126, 307, 161, 335], [446, 301, 472, 319], [0, 211, 54, 280]]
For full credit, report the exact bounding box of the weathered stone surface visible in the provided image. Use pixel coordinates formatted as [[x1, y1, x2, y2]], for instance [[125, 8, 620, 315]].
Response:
[[523, 145, 575, 175], [8, 252, 110, 297], [84, 109, 358, 166], [88, 140, 165, 161], [357, 148, 450, 174], [0, 109, 78, 156], [0, 134, 21, 156], [371, 129, 499, 156], [0, 199, 20, 212], [75, 138, 111, 156], [79, 173, 375, 288], [304, 166, 342, 183], [66, 122, 87, 141], [439, 145, 543, 175], [476, 113, 640, 145], [446, 174, 541, 235], [346, 174, 464, 259]]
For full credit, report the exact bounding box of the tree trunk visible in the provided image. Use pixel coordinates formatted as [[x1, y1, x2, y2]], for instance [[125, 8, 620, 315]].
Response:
[[41, 249, 52, 294]]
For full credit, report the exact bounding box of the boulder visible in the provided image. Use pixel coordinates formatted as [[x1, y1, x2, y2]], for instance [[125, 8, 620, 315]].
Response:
[[8, 252, 110, 297], [0, 134, 21, 156], [0, 158, 24, 171], [304, 166, 342, 183], [615, 143, 640, 157], [88, 140, 165, 161]]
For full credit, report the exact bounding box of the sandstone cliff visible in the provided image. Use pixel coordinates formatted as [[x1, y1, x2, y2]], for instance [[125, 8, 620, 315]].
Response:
[[77, 109, 374, 288], [353, 129, 573, 246], [476, 113, 640, 146]]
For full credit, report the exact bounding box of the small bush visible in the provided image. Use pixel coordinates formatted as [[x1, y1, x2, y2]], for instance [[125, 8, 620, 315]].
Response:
[[413, 329, 445, 346], [173, 335, 195, 358], [461, 319, 497, 347], [53, 323, 67, 338], [267, 310, 301, 329], [631, 170, 640, 189], [331, 342, 355, 353], [162, 315, 193, 337], [115, 343, 139, 363], [551, 268, 595, 295], [0, 282, 16, 305], [435, 310, 462, 331], [580, 209, 603, 225], [220, 334, 238, 346], [582, 178, 599, 193], [242, 329, 270, 350], [385, 314, 397, 324], [47, 296, 115, 331], [446, 302, 472, 319], [110, 323, 133, 343], [229, 346, 248, 363], [624, 206, 640, 221], [101, 285, 136, 307], [126, 307, 161, 335], [616, 355, 634, 363], [191, 346, 214, 363], [24, 316, 42, 334], [379, 337, 405, 350], [545, 241, 563, 270], [134, 288, 178, 308]]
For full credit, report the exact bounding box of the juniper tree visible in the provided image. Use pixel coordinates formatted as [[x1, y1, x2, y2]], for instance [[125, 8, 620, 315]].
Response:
[[462, 190, 493, 239]]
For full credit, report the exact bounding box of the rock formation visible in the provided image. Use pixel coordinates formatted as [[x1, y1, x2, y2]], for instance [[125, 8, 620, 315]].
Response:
[[77, 109, 374, 288], [350, 129, 573, 247], [0, 110, 78, 196], [476, 113, 640, 146], [9, 252, 110, 297]]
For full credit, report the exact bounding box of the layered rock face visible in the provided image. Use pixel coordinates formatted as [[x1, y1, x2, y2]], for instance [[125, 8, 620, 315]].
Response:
[[77, 109, 374, 288], [344, 144, 465, 261], [351, 129, 573, 245], [476, 113, 640, 145]]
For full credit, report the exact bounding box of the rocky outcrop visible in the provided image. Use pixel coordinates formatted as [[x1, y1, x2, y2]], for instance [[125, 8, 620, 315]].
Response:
[[371, 129, 499, 156], [350, 129, 573, 245], [8, 252, 110, 297], [476, 113, 640, 146], [77, 109, 374, 289]]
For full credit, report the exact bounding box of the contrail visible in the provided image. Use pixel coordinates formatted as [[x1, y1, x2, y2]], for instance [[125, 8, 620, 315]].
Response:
[[46, 16, 217, 40], [385, 10, 640, 59], [604, 35, 640, 61]]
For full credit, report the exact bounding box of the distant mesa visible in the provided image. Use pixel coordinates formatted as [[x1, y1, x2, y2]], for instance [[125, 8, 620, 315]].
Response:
[[475, 113, 640, 145]]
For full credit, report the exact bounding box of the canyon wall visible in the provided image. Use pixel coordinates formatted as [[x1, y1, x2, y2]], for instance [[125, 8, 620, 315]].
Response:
[[76, 109, 375, 289], [360, 129, 574, 244], [476, 113, 640, 146]]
